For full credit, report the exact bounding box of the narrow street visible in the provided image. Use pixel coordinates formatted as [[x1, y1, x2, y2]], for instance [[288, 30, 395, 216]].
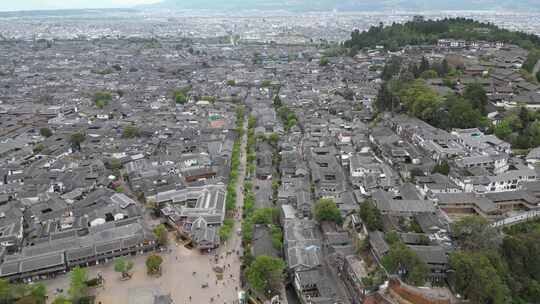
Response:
[[218, 115, 248, 276]]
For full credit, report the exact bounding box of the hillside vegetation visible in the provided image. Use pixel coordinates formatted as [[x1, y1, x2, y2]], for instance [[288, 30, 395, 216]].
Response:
[[344, 18, 540, 51]]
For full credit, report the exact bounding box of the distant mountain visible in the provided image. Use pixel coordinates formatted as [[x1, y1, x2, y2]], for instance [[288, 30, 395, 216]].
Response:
[[152, 0, 540, 12]]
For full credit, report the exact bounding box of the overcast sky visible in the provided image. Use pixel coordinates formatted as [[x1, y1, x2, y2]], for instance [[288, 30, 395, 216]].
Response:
[[0, 0, 162, 11]]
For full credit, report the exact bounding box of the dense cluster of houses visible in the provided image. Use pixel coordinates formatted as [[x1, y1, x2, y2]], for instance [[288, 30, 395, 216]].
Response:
[[0, 39, 251, 282], [424, 39, 540, 109], [1, 29, 540, 304], [262, 40, 540, 304]]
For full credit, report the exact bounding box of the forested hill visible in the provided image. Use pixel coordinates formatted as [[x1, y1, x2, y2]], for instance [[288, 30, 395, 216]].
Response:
[[344, 18, 540, 51]]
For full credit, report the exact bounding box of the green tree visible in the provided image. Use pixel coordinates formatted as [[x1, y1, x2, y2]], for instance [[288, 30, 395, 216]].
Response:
[[0, 279, 13, 303], [432, 160, 450, 175], [68, 267, 88, 302], [242, 217, 254, 243], [523, 49, 540, 72], [385, 231, 400, 245], [174, 90, 187, 104], [248, 115, 257, 130], [70, 132, 86, 151], [246, 256, 285, 297], [319, 57, 329, 66], [536, 70, 540, 83], [382, 56, 403, 81], [243, 191, 255, 217], [29, 283, 46, 304], [122, 125, 140, 138], [445, 94, 484, 129], [219, 218, 234, 242], [251, 208, 275, 225], [419, 69, 438, 79], [463, 83, 488, 115], [450, 251, 510, 304], [313, 198, 342, 224], [382, 242, 429, 286], [39, 127, 52, 138], [114, 257, 134, 278], [398, 80, 442, 125], [494, 120, 513, 140], [452, 215, 499, 251], [359, 200, 383, 231], [94, 91, 113, 109], [219, 224, 232, 241], [268, 133, 280, 146], [271, 226, 283, 250], [153, 224, 168, 247], [501, 231, 540, 302], [51, 296, 71, 304], [227, 79, 236, 86], [519, 106, 531, 132], [442, 77, 456, 88], [146, 254, 163, 274], [33, 143, 45, 154]]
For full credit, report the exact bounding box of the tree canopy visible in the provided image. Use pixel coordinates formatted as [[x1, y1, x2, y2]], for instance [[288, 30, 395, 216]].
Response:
[[173, 88, 190, 104], [122, 125, 140, 138], [523, 49, 540, 73], [432, 160, 450, 175], [51, 296, 71, 304], [452, 215, 499, 251], [344, 18, 540, 52], [377, 77, 488, 132], [39, 127, 52, 138], [359, 200, 383, 231], [450, 251, 510, 304], [94, 91, 113, 109], [146, 254, 163, 274], [0, 280, 47, 304], [153, 224, 168, 247], [70, 132, 86, 151], [463, 82, 488, 115], [246, 256, 285, 297], [68, 267, 88, 302], [319, 57, 329, 66], [445, 217, 540, 303], [382, 242, 429, 286], [251, 208, 278, 225], [313, 198, 342, 224], [114, 257, 134, 277]]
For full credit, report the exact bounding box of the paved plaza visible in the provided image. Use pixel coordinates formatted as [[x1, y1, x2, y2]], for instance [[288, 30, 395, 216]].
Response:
[[44, 237, 243, 304]]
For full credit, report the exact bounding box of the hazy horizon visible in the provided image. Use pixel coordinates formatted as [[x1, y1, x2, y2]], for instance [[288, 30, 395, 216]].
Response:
[[0, 0, 161, 11], [2, 0, 540, 13]]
